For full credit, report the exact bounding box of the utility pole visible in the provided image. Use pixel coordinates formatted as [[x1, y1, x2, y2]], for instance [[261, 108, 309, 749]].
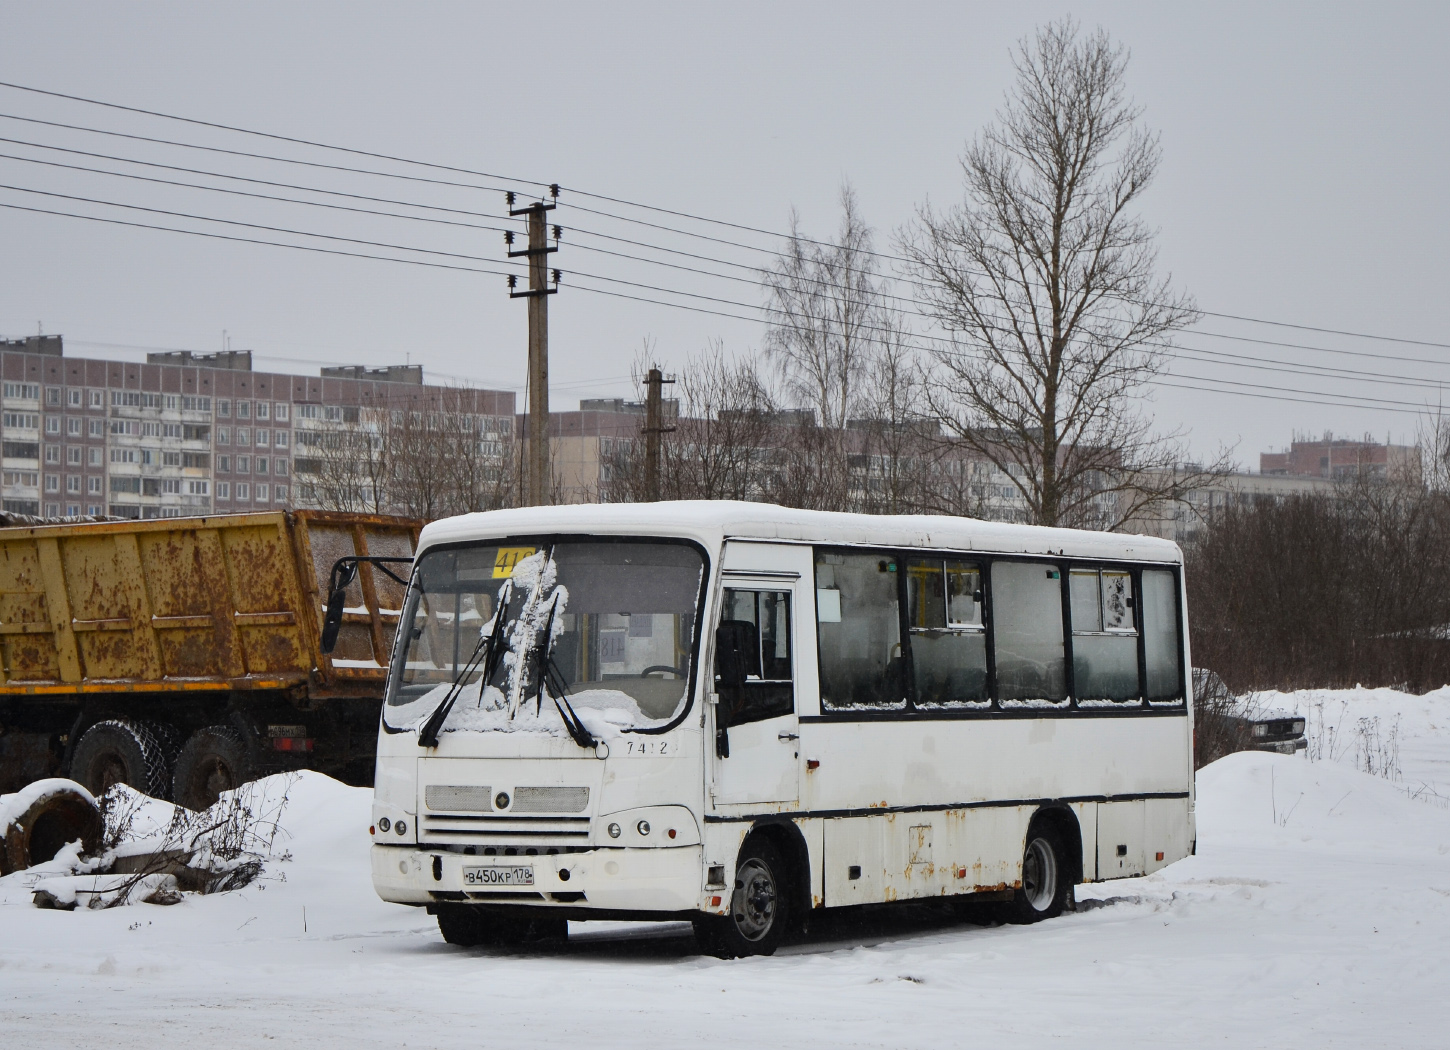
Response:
[[643, 367, 676, 501], [506, 186, 561, 506]]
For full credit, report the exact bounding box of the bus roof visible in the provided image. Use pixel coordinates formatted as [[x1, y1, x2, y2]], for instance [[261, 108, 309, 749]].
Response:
[[416, 501, 1183, 566]]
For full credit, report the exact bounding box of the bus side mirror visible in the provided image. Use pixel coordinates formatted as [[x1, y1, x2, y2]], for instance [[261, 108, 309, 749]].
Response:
[[320, 560, 359, 654]]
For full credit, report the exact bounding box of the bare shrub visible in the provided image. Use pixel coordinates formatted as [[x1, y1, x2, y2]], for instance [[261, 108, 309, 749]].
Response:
[[1187, 478, 1450, 692]]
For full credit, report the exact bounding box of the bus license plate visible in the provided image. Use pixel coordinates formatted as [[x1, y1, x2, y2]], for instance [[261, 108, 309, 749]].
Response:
[[463, 865, 534, 887]]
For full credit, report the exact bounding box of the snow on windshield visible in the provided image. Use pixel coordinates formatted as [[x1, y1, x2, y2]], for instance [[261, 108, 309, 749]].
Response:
[[383, 538, 703, 735]]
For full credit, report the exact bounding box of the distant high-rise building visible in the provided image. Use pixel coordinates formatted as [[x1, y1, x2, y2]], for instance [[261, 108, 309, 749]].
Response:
[[0, 336, 514, 519], [1260, 432, 1418, 481]]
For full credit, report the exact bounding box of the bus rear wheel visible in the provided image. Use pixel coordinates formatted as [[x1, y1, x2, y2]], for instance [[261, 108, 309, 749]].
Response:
[[695, 837, 790, 958], [1009, 826, 1069, 923]]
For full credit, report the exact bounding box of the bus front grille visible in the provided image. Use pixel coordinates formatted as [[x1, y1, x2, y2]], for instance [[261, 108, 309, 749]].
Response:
[[420, 813, 592, 843]]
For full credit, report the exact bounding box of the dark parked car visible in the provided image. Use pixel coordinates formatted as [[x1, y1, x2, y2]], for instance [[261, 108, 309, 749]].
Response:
[[1192, 668, 1306, 767]]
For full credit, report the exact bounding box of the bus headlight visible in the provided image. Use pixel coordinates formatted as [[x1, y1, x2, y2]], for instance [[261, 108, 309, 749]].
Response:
[[636, 820, 651, 836], [608, 823, 622, 838]]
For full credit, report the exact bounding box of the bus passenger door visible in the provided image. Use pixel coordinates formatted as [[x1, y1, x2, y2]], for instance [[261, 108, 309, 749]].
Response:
[[711, 577, 801, 806]]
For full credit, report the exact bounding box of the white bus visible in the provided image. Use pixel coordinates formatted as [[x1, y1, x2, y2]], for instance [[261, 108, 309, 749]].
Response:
[[367, 501, 1194, 957]]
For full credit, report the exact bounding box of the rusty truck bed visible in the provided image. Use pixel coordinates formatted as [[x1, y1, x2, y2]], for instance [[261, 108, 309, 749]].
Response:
[[0, 510, 420, 698]]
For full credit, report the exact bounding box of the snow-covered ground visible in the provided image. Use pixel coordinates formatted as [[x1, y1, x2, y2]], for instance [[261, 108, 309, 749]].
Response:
[[3, 689, 1448, 1049]]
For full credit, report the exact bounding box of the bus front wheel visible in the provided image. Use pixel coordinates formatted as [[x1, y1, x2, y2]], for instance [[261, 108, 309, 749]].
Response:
[[1009, 826, 1070, 923], [694, 837, 790, 958]]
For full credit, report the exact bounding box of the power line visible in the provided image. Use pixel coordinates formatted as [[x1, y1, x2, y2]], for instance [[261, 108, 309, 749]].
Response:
[[6, 194, 1443, 420], [5, 82, 1449, 354], [0, 79, 553, 192], [0, 181, 528, 266], [0, 111, 529, 199], [0, 149, 516, 235]]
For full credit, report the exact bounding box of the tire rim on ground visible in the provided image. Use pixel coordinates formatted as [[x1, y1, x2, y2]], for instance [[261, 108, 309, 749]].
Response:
[[732, 858, 778, 942], [1022, 836, 1058, 911]]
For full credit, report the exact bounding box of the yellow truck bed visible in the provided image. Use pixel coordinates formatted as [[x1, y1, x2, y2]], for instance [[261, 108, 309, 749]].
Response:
[[0, 510, 418, 696]]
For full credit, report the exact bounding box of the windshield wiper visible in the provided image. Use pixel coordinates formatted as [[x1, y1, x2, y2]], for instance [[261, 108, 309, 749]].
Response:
[[526, 595, 597, 750], [417, 579, 513, 749]]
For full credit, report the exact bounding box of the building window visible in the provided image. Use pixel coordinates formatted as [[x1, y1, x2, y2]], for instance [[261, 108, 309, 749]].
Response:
[[87, 447, 103, 467], [186, 480, 209, 496], [88, 390, 103, 409], [218, 481, 230, 500], [163, 451, 181, 467], [274, 403, 289, 421], [44, 444, 60, 464], [256, 483, 269, 501], [87, 476, 102, 494], [217, 399, 231, 417], [44, 502, 58, 516], [66, 416, 81, 436], [256, 456, 268, 475], [2, 382, 40, 399], [274, 459, 288, 477], [297, 404, 319, 419], [273, 484, 287, 502], [218, 427, 230, 445], [45, 387, 61, 406], [256, 401, 270, 420], [88, 419, 103, 438], [218, 455, 231, 473], [237, 401, 251, 420], [66, 475, 80, 493], [236, 483, 249, 500], [274, 430, 288, 449], [236, 455, 250, 474], [65, 446, 81, 465], [44, 416, 60, 434], [66, 504, 80, 516], [236, 427, 250, 446], [67, 389, 82, 407]]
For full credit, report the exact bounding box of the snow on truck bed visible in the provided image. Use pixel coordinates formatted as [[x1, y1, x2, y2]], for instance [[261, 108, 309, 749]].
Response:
[[1, 689, 1448, 1049]]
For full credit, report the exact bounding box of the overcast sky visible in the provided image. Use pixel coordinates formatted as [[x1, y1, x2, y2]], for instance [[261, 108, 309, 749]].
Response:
[[1, 2, 1447, 467]]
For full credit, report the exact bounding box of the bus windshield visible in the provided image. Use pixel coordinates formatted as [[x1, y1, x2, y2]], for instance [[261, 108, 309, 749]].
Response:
[[383, 539, 705, 736]]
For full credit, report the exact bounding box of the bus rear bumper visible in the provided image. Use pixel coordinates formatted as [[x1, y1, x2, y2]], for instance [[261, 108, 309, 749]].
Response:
[[371, 843, 705, 913]]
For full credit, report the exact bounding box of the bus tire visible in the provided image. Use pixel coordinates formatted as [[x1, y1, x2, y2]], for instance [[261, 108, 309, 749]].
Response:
[[69, 719, 174, 801], [695, 837, 790, 958], [172, 726, 253, 811], [1009, 825, 1069, 924]]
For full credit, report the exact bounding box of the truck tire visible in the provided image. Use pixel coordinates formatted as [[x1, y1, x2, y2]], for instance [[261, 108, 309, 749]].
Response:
[[69, 720, 175, 801], [172, 726, 253, 811], [0, 781, 102, 876]]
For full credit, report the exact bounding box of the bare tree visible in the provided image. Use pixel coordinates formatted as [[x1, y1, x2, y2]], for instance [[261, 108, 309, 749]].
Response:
[[298, 387, 513, 518], [902, 18, 1220, 530]]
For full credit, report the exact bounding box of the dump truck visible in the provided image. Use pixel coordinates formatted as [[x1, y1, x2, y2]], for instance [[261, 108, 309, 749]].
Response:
[[0, 511, 420, 808]]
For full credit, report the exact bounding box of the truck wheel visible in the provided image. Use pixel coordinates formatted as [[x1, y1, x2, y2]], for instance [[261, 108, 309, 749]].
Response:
[[694, 837, 790, 958], [1008, 826, 1069, 924], [69, 720, 174, 801], [172, 726, 253, 811]]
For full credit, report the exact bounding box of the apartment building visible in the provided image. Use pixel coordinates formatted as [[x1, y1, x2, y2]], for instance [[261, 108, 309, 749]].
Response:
[[0, 337, 514, 519]]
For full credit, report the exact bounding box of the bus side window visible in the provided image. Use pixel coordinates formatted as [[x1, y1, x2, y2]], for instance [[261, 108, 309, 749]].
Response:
[[814, 550, 906, 709], [716, 588, 794, 727], [992, 561, 1068, 705], [1141, 569, 1184, 702], [1070, 568, 1140, 703], [907, 558, 988, 707]]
